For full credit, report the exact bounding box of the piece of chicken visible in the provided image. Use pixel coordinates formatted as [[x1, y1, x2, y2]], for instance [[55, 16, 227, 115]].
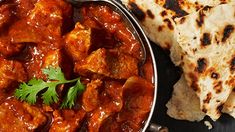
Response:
[[75, 48, 138, 79], [0, 36, 25, 57], [25, 47, 62, 79], [65, 22, 91, 62], [50, 109, 86, 132], [0, 4, 12, 29], [0, 98, 47, 131], [88, 81, 123, 132], [0, 57, 27, 89], [9, 0, 72, 44], [116, 76, 153, 131], [82, 79, 102, 112]]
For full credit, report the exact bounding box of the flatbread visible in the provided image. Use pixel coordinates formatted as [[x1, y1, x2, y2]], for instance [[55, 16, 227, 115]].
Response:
[[167, 76, 235, 121], [166, 75, 205, 121], [174, 3, 235, 120], [121, 0, 234, 50]]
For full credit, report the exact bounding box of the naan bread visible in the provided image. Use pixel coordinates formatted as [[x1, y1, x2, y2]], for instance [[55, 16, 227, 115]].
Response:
[[174, 3, 235, 120], [167, 76, 235, 121], [166, 75, 205, 121], [121, 0, 234, 50]]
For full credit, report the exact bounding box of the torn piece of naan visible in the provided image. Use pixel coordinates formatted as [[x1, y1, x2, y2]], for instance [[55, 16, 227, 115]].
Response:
[[121, 0, 234, 50], [174, 3, 235, 120], [167, 76, 235, 121], [166, 75, 205, 121]]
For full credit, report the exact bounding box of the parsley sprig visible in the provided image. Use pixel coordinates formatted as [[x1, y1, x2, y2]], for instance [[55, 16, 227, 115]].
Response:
[[14, 67, 85, 108]]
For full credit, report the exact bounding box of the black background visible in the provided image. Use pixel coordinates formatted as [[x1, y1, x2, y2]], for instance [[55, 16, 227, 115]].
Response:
[[150, 43, 235, 132]]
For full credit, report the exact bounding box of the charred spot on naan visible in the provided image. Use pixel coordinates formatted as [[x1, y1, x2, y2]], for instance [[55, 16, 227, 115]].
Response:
[[178, 17, 186, 24], [229, 56, 235, 72], [196, 6, 212, 27], [222, 25, 234, 43], [158, 25, 164, 32], [214, 35, 220, 44], [201, 33, 211, 46], [146, 9, 155, 19], [160, 11, 167, 17], [162, 0, 188, 17], [196, 11, 205, 27], [220, 1, 228, 4], [213, 81, 223, 94], [225, 74, 235, 88], [196, 58, 207, 73], [163, 18, 174, 30], [203, 92, 212, 104], [188, 72, 200, 93], [211, 72, 220, 79], [128, 2, 146, 21], [202, 106, 207, 113], [194, 2, 203, 11]]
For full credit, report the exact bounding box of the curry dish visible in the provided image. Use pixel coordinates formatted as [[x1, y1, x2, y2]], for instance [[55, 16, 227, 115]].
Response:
[[0, 0, 154, 131]]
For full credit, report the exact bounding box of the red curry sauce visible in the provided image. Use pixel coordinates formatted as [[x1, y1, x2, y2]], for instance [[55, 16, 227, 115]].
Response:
[[0, 0, 154, 131]]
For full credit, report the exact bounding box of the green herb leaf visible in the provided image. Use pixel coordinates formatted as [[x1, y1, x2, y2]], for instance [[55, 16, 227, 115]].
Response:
[[61, 79, 85, 109], [42, 67, 66, 82], [41, 83, 59, 105], [14, 67, 85, 108], [15, 79, 47, 105]]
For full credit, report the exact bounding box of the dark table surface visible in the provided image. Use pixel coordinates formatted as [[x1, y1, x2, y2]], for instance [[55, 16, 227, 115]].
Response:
[[150, 43, 235, 132]]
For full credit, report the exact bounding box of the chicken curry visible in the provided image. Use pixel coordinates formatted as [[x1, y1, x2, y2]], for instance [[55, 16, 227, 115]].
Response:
[[0, 0, 154, 131]]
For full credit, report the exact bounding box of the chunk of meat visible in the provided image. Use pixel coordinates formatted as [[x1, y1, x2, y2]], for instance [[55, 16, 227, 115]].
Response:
[[88, 81, 123, 132], [0, 4, 12, 29], [81, 5, 142, 59], [25, 47, 62, 79], [79, 15, 117, 52], [103, 81, 124, 111], [75, 48, 138, 79], [13, 0, 38, 18], [116, 76, 153, 131], [9, 0, 72, 44], [65, 22, 91, 61], [0, 36, 25, 57], [50, 109, 86, 132], [9, 20, 44, 43], [28, 0, 68, 35], [75, 48, 109, 77], [42, 49, 61, 68], [82, 79, 102, 112], [0, 98, 47, 131], [0, 57, 27, 89]]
